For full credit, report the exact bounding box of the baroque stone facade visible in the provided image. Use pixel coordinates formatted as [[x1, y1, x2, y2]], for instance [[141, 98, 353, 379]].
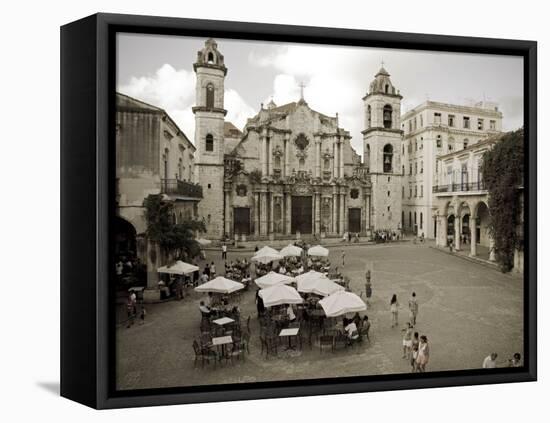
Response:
[[193, 39, 373, 241]]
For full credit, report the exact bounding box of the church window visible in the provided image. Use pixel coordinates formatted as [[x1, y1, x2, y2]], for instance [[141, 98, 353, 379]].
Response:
[[409, 163, 412, 175], [387, 205, 391, 212], [350, 189, 359, 199], [414, 212, 417, 224], [387, 191, 390, 197], [415, 162, 418, 174], [420, 114, 423, 127], [490, 120, 496, 130], [299, 158, 305, 170], [294, 133, 309, 150], [178, 158, 183, 180], [207, 184, 211, 189], [383, 144, 393, 173], [434, 112, 442, 125], [436, 135, 442, 148], [477, 118, 484, 130], [463, 116, 470, 129], [385, 84, 389, 94], [383, 105, 393, 129], [324, 158, 330, 169], [420, 212, 423, 229], [206, 83, 215, 108], [464, 139, 469, 149], [236, 184, 247, 197], [420, 161, 424, 174], [409, 211, 412, 227], [205, 133, 214, 152], [402, 165, 405, 175], [274, 156, 281, 169], [420, 185, 424, 197], [414, 185, 417, 197], [207, 52, 214, 64]]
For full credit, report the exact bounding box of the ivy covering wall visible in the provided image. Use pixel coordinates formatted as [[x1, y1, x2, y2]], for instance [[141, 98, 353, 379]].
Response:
[[481, 128, 524, 272]]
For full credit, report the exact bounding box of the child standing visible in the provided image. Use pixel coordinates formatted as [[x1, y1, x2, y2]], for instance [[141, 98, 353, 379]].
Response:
[[402, 322, 413, 359]]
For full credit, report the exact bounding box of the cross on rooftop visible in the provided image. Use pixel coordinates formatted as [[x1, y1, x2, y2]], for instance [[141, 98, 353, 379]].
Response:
[[299, 81, 306, 100]]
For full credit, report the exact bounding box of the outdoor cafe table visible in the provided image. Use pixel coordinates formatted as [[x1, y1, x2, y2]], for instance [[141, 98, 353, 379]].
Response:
[[212, 317, 235, 326], [279, 327, 300, 350], [212, 335, 233, 361]]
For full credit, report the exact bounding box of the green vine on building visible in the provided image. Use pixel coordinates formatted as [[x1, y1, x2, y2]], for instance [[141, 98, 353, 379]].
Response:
[[481, 128, 524, 272]]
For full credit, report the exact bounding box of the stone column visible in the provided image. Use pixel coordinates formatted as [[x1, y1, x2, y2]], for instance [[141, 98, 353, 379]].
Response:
[[489, 236, 496, 261], [224, 190, 231, 238], [284, 134, 290, 178], [364, 194, 369, 235], [260, 191, 267, 236], [255, 193, 260, 237], [343, 194, 348, 233], [286, 193, 292, 235], [470, 216, 477, 257], [455, 215, 461, 251], [315, 137, 321, 178], [332, 193, 338, 234], [438, 216, 448, 247], [333, 141, 339, 178], [339, 139, 345, 178], [269, 193, 274, 235], [339, 193, 345, 234], [260, 135, 267, 176], [146, 239, 161, 290], [267, 135, 272, 177], [315, 193, 321, 235]]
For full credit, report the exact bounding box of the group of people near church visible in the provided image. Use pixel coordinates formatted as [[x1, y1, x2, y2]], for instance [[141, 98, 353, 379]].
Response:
[[374, 229, 401, 243]]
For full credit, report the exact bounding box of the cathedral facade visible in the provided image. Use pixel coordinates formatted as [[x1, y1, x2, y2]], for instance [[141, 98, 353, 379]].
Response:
[[193, 39, 403, 241]]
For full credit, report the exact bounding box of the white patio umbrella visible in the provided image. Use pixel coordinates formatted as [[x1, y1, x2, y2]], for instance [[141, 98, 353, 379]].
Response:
[[318, 291, 367, 317], [259, 284, 304, 308], [297, 275, 344, 297], [255, 271, 294, 289], [157, 260, 199, 275], [194, 276, 244, 294], [197, 238, 212, 246], [295, 270, 327, 284], [252, 246, 283, 264], [279, 244, 303, 257], [307, 245, 329, 257]]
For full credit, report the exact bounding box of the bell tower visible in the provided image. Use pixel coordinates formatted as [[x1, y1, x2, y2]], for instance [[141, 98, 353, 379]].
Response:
[[193, 39, 227, 238], [362, 66, 404, 232]]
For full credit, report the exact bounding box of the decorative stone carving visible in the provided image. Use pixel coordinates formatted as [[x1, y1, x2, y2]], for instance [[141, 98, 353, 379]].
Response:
[[294, 133, 310, 150], [236, 184, 248, 197]]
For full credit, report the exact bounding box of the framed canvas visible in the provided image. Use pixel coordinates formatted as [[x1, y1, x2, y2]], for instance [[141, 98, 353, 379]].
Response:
[[60, 13, 537, 409]]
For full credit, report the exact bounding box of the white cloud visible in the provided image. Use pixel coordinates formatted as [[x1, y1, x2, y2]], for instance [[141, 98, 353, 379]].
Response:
[[117, 64, 256, 143]]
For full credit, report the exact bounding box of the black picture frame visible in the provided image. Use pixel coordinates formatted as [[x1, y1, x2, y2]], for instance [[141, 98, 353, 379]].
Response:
[[60, 12, 537, 409]]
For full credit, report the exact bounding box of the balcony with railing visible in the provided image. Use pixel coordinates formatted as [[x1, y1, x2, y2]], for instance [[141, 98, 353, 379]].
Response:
[[160, 179, 203, 198], [433, 181, 485, 195]]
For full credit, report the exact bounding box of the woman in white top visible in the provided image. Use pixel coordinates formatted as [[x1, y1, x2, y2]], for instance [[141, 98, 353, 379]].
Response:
[[416, 335, 430, 372], [390, 294, 399, 328]]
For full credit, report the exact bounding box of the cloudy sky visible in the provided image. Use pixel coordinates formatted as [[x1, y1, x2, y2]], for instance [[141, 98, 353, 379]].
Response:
[[117, 33, 523, 156]]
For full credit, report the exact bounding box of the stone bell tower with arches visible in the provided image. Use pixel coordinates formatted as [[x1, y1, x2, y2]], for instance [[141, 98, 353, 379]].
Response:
[[193, 38, 227, 238], [362, 65, 404, 232]]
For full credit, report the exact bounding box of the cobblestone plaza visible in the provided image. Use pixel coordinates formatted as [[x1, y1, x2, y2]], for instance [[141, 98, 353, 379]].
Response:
[[116, 243, 523, 390]]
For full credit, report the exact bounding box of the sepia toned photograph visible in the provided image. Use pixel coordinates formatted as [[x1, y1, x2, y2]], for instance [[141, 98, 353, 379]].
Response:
[[113, 33, 525, 392]]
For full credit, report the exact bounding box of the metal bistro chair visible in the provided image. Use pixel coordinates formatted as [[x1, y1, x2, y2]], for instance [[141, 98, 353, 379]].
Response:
[[192, 340, 217, 368], [333, 333, 348, 351], [319, 335, 334, 353]]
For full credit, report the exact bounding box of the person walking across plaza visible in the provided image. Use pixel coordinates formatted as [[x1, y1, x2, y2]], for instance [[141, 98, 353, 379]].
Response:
[[408, 292, 419, 326], [341, 250, 346, 267], [390, 294, 399, 328], [402, 322, 413, 359], [416, 335, 430, 372], [411, 332, 420, 372], [210, 262, 216, 278], [221, 243, 227, 260], [365, 269, 372, 306]]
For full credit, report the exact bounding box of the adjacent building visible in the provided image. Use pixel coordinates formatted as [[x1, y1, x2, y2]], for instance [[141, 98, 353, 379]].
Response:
[[400, 101, 502, 239], [115, 93, 200, 286]]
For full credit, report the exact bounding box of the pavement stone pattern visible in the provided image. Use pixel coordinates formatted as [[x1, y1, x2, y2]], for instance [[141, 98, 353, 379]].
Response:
[[116, 242, 523, 390]]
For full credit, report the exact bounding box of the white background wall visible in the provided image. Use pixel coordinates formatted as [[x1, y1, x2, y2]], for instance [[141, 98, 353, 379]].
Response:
[[0, 0, 546, 420]]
